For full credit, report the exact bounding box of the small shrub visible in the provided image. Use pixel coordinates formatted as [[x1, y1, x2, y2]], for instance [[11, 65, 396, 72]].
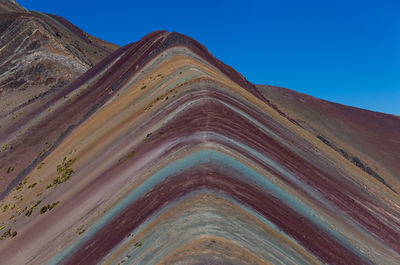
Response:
[[37, 163, 45, 170], [48, 201, 60, 211], [118, 151, 135, 165], [76, 225, 86, 235], [134, 242, 142, 247], [28, 183, 37, 189], [144, 133, 152, 141], [40, 206, 48, 214], [15, 183, 23, 191], [25, 209, 33, 216], [1, 144, 7, 152], [11, 112, 23, 120]]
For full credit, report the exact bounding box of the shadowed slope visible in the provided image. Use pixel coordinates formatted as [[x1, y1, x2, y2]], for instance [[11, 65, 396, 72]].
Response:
[[0, 30, 399, 265]]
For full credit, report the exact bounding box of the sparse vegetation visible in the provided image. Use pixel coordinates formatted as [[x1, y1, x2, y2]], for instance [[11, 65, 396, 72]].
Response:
[[76, 225, 86, 235], [144, 104, 153, 112], [48, 201, 60, 210], [2, 204, 9, 212], [52, 157, 76, 186], [134, 242, 142, 247], [10, 215, 16, 223], [0, 228, 17, 240], [18, 206, 27, 216], [7, 167, 14, 174], [27, 183, 37, 189], [25, 208, 32, 216], [11, 111, 23, 120], [25, 200, 42, 216], [1, 144, 8, 152], [16, 183, 23, 191], [118, 151, 135, 165], [144, 133, 152, 141], [14, 178, 30, 193], [117, 254, 132, 265], [37, 147, 49, 158], [37, 162, 45, 170], [40, 206, 47, 214]]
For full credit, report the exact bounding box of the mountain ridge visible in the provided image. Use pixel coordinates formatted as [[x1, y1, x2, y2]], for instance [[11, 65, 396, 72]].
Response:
[[0, 0, 26, 13], [0, 4, 399, 265], [257, 84, 400, 184], [0, 5, 118, 120]]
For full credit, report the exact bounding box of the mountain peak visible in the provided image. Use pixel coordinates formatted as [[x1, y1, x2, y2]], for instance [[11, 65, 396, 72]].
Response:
[[0, 5, 399, 265]]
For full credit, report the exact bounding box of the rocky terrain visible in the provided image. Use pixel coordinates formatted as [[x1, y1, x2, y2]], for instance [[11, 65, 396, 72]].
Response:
[[0, 0, 25, 13], [0, 0, 118, 120], [0, 1, 399, 265]]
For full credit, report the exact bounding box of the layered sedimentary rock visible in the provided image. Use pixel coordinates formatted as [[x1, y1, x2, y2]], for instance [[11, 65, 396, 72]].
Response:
[[0, 0, 26, 13], [0, 30, 399, 265], [0, 1, 118, 124], [256, 85, 400, 189]]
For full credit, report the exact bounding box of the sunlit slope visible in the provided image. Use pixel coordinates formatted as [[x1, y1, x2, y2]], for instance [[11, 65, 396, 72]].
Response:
[[257, 85, 400, 188], [0, 31, 399, 265], [0, 2, 118, 151]]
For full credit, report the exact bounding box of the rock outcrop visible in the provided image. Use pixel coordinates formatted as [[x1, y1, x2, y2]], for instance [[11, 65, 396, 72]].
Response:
[[0, 5, 118, 120], [0, 0, 26, 13]]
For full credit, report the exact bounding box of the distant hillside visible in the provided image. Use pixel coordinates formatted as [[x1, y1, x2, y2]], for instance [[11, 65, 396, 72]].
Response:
[[0, 0, 26, 13], [0, 3, 118, 122]]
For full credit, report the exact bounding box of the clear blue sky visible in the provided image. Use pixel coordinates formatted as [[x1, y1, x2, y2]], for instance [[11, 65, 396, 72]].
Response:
[[18, 0, 400, 115]]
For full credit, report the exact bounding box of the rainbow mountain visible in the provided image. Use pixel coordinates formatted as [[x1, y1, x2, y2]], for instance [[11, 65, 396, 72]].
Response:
[[0, 11, 400, 265]]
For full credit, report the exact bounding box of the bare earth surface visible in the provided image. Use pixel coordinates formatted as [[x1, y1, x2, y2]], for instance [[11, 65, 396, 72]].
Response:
[[0, 2, 399, 265]]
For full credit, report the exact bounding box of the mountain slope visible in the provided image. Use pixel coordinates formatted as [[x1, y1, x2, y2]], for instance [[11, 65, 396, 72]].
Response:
[[0, 2, 118, 198], [0, 5, 118, 121], [0, 29, 399, 265], [257, 85, 400, 191], [0, 0, 26, 13]]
